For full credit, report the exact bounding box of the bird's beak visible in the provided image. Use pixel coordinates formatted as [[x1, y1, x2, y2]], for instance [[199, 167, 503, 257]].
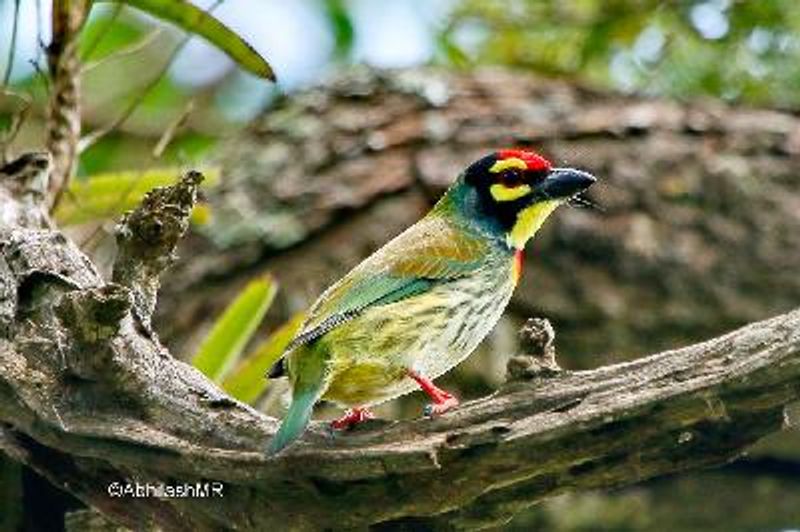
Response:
[[536, 168, 596, 200]]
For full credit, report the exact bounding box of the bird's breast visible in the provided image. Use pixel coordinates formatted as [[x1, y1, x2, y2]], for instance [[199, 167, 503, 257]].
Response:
[[409, 266, 515, 376], [322, 255, 516, 406]]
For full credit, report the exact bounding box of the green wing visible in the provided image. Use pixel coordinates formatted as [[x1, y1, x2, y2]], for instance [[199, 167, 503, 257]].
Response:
[[285, 216, 488, 351]]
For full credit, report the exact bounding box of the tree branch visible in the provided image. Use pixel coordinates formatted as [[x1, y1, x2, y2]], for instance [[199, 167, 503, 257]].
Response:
[[0, 152, 798, 530], [112, 170, 203, 332], [46, 0, 88, 209]]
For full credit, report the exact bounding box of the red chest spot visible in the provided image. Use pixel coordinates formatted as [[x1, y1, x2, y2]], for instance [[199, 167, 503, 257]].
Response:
[[513, 249, 525, 284]]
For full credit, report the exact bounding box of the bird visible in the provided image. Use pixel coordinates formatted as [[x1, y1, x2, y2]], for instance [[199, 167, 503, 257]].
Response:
[[266, 148, 596, 454]]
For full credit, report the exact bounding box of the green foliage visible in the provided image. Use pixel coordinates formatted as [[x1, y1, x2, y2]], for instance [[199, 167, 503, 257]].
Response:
[[221, 313, 305, 404], [54, 166, 219, 225], [447, 0, 800, 107], [189, 277, 305, 406], [101, 0, 275, 80], [158, 132, 217, 162], [435, 31, 471, 69], [80, 7, 144, 62], [191, 276, 278, 383], [124, 74, 188, 116], [324, 0, 355, 60]]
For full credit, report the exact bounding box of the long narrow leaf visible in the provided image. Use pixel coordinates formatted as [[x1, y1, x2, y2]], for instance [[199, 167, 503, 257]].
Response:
[[192, 276, 278, 382], [109, 0, 275, 80], [222, 313, 305, 404], [55, 167, 219, 226]]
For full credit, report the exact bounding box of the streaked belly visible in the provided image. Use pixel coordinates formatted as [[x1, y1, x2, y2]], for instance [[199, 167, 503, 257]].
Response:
[[322, 267, 515, 406]]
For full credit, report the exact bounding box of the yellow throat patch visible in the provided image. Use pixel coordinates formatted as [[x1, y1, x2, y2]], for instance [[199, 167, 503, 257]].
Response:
[[507, 200, 560, 249]]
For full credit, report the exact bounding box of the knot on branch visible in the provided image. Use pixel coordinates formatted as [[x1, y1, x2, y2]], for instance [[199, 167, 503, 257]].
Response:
[[506, 318, 561, 381], [56, 284, 131, 344], [55, 284, 133, 381], [112, 170, 203, 330]]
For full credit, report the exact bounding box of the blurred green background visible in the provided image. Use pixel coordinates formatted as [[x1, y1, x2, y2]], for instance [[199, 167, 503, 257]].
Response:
[[4, 0, 800, 175], [2, 0, 800, 531]]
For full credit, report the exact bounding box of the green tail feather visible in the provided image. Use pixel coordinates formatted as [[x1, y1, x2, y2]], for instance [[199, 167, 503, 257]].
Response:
[[266, 387, 319, 455]]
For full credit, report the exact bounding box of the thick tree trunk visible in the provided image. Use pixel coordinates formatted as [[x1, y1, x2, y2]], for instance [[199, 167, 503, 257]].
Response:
[[155, 68, 800, 374], [0, 150, 799, 530]]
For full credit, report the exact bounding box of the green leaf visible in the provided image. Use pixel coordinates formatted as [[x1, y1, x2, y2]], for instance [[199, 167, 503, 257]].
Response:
[[324, 0, 354, 59], [192, 276, 278, 382], [221, 313, 305, 404], [80, 6, 144, 62], [55, 167, 219, 226], [437, 32, 471, 68], [106, 0, 275, 80]]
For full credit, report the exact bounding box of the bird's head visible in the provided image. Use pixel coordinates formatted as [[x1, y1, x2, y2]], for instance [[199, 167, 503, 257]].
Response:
[[444, 149, 596, 249]]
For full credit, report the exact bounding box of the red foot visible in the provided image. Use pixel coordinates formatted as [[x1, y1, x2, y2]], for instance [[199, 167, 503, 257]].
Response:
[[407, 369, 460, 417], [330, 407, 375, 431]]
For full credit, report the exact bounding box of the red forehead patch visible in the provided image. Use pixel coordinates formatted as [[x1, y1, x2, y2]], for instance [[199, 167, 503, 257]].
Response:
[[497, 149, 552, 172]]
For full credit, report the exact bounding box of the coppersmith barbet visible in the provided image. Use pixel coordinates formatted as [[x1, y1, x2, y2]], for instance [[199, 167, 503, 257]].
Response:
[[266, 149, 596, 454]]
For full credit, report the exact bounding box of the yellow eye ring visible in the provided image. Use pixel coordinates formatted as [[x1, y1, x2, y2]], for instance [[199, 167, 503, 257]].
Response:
[[490, 183, 532, 202], [489, 157, 528, 173]]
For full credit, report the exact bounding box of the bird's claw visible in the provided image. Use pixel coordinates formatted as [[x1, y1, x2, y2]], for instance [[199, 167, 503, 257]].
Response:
[[423, 396, 459, 417], [329, 407, 375, 432], [406, 369, 460, 417]]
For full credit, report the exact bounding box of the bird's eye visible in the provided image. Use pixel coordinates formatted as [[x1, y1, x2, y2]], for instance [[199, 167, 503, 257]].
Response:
[[499, 169, 523, 187]]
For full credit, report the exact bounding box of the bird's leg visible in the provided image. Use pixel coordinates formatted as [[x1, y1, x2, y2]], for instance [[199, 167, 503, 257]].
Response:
[[406, 369, 459, 417], [330, 407, 375, 431]]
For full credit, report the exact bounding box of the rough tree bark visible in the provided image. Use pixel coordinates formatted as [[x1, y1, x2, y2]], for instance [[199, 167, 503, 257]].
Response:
[[0, 152, 798, 530], [156, 68, 800, 368]]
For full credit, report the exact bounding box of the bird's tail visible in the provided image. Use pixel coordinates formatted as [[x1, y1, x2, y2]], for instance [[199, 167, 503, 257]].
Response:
[[266, 384, 322, 455]]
